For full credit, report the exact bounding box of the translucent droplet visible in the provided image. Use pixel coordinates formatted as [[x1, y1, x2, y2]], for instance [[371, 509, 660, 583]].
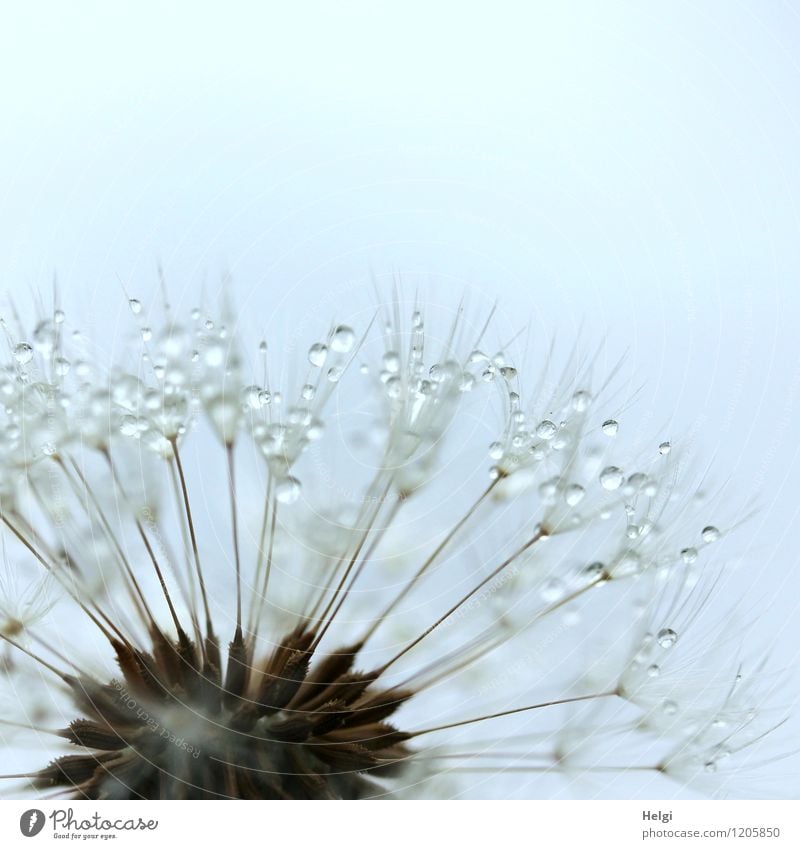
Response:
[[536, 420, 557, 440], [242, 385, 263, 410], [499, 366, 517, 380], [704, 761, 717, 774], [602, 419, 619, 436], [33, 320, 57, 353], [383, 351, 400, 373], [331, 325, 355, 353], [488, 441, 504, 460], [647, 664, 660, 678], [276, 476, 301, 504], [258, 390, 272, 406], [481, 368, 495, 382], [538, 478, 559, 502], [702, 526, 720, 543], [53, 309, 65, 324], [657, 628, 678, 648], [308, 343, 328, 367], [120, 415, 147, 437], [259, 340, 268, 353], [680, 547, 698, 564], [13, 343, 33, 365], [128, 298, 142, 315], [572, 390, 591, 411], [54, 357, 71, 376], [564, 483, 585, 506], [662, 699, 678, 716], [41, 441, 57, 456], [301, 383, 316, 400], [540, 578, 564, 603], [626, 472, 648, 490], [658, 441, 671, 455], [600, 466, 624, 490], [326, 365, 343, 383], [141, 327, 153, 342], [584, 562, 605, 578]]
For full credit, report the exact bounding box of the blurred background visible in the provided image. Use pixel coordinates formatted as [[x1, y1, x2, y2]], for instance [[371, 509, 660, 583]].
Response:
[[1, 1, 799, 798]]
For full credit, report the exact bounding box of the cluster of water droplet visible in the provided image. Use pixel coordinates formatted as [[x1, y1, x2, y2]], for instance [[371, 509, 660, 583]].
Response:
[[372, 312, 476, 494], [244, 324, 357, 502]]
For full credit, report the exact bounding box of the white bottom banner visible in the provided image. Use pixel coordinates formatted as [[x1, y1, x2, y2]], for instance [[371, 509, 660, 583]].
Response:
[[0, 799, 797, 848]]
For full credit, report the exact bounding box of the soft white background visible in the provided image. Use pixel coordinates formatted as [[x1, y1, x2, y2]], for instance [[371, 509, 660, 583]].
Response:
[[0, 1, 799, 798]]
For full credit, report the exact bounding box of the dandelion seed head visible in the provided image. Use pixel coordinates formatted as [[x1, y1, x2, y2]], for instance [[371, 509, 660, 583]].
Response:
[[0, 292, 793, 800]]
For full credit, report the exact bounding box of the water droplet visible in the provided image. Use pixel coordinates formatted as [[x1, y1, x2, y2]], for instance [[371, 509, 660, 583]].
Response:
[[128, 298, 142, 315], [499, 366, 517, 380], [647, 664, 660, 678], [54, 309, 65, 324], [468, 349, 488, 364], [704, 761, 717, 774], [584, 561, 605, 578], [536, 420, 557, 440], [258, 390, 272, 406], [680, 547, 698, 564], [259, 340, 268, 353], [626, 473, 648, 491], [658, 441, 671, 455], [327, 365, 343, 383], [572, 390, 591, 411], [54, 357, 71, 376], [540, 578, 565, 603], [308, 343, 328, 367], [13, 343, 33, 365], [41, 441, 57, 456], [538, 478, 559, 502], [243, 385, 263, 410], [657, 628, 678, 648], [602, 419, 619, 436], [141, 327, 153, 342], [488, 441, 504, 460], [276, 476, 301, 504], [702, 526, 720, 543], [331, 325, 355, 353], [662, 699, 678, 716], [481, 367, 495, 382], [564, 483, 585, 506], [600, 466, 624, 490], [382, 351, 400, 373], [301, 383, 316, 400]]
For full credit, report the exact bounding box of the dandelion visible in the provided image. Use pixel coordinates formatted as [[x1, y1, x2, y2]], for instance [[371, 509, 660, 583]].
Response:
[[0, 292, 793, 800]]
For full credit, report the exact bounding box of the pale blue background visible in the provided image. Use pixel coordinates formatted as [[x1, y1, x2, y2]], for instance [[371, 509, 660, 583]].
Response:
[[1, 1, 799, 798]]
